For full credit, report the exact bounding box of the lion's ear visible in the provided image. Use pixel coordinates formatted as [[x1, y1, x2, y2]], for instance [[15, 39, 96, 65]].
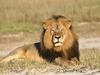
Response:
[[43, 23, 49, 29], [66, 20, 72, 29]]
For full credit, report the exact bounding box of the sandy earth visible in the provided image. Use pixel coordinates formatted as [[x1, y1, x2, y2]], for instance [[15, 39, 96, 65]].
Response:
[[2, 69, 100, 75], [79, 38, 100, 49]]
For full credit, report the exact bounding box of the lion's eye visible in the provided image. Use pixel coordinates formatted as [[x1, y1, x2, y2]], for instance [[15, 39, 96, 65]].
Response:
[[61, 29, 63, 33], [51, 30, 54, 34], [61, 30, 65, 35]]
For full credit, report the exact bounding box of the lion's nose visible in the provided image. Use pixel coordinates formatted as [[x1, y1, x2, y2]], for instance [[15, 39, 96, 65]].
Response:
[[55, 35, 61, 39]]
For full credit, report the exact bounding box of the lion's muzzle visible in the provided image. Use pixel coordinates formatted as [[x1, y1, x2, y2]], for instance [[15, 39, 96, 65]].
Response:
[[53, 35, 63, 47]]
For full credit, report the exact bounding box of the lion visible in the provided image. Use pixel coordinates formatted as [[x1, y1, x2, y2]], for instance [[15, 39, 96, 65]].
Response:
[[0, 15, 80, 65]]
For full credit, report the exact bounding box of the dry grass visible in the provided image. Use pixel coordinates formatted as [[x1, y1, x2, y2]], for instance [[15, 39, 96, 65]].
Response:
[[0, 23, 42, 33], [0, 0, 100, 23], [0, 0, 100, 33], [80, 48, 100, 69], [73, 22, 100, 38]]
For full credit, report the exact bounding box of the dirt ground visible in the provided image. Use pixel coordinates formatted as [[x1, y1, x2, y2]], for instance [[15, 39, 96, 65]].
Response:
[[0, 22, 100, 75]]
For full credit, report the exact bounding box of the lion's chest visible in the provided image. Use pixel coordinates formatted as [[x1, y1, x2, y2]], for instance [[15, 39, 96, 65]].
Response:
[[41, 50, 63, 62]]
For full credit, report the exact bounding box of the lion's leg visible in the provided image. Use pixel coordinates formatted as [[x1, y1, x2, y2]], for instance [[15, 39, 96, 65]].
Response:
[[70, 57, 80, 65], [0, 48, 26, 63], [0, 54, 20, 63], [55, 57, 80, 67], [54, 57, 69, 66], [0, 48, 45, 63]]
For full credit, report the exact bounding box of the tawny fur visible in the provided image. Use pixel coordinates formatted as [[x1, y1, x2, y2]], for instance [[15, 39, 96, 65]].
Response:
[[0, 15, 80, 64]]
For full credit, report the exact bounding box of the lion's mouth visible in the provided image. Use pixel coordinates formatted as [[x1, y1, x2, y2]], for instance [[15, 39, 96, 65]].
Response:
[[54, 42, 62, 46], [53, 40, 63, 46]]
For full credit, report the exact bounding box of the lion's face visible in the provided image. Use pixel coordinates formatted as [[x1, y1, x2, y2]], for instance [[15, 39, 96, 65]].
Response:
[[42, 16, 72, 51]]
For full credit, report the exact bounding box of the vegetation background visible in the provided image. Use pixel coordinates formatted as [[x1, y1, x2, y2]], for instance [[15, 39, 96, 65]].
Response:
[[0, 0, 100, 33]]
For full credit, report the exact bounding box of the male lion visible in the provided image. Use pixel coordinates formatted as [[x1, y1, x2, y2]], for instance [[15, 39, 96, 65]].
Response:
[[0, 15, 80, 65]]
